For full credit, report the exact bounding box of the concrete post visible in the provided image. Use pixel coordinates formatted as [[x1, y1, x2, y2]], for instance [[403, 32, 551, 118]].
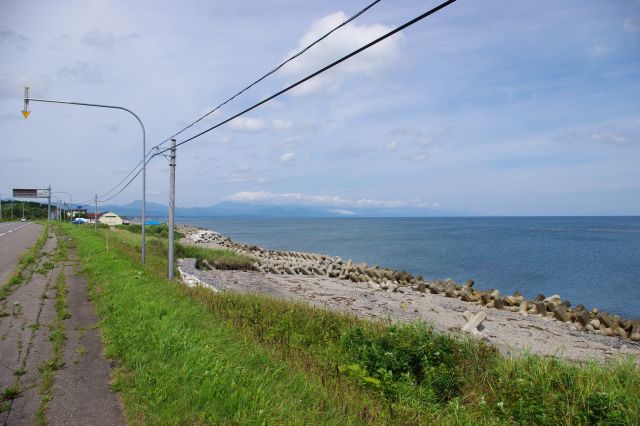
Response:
[[167, 138, 176, 279], [47, 185, 51, 224]]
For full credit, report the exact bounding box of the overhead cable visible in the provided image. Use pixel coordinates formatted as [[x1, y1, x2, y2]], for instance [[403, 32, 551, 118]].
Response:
[[149, 0, 383, 153], [97, 155, 149, 198], [76, 197, 95, 206], [156, 0, 458, 155], [98, 154, 155, 203]]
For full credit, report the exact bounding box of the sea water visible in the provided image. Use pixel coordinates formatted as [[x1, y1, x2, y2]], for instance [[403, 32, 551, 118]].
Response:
[[177, 217, 640, 319]]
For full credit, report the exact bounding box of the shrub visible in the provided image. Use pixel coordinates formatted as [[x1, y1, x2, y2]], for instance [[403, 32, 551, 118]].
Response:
[[339, 323, 488, 405], [175, 243, 255, 270], [116, 224, 184, 240]]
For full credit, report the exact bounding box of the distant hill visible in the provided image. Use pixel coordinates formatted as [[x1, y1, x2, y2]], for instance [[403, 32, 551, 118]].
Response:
[[82, 200, 469, 219]]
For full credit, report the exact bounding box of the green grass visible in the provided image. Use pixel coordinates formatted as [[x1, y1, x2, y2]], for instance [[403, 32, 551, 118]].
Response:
[[116, 223, 185, 240], [114, 223, 257, 270], [0, 231, 56, 416], [61, 224, 376, 424], [58, 223, 640, 425], [106, 226, 255, 273], [175, 243, 256, 270], [37, 267, 69, 425], [35, 261, 55, 275]]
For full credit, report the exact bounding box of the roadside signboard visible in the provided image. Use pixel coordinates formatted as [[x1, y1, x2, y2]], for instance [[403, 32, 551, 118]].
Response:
[[13, 188, 50, 198], [13, 188, 37, 198]]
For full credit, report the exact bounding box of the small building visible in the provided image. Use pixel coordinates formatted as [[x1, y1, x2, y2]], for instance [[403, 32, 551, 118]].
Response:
[[97, 212, 123, 226], [68, 208, 87, 219], [84, 213, 99, 223]]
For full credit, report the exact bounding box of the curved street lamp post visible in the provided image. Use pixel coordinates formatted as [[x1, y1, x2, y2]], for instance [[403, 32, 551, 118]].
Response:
[[22, 87, 147, 264]]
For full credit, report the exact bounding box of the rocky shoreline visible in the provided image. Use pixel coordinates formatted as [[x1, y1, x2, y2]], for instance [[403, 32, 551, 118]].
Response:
[[176, 224, 640, 344]]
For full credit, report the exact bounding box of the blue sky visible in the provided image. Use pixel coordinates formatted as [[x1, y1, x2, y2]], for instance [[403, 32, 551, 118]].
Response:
[[1, 0, 639, 215]]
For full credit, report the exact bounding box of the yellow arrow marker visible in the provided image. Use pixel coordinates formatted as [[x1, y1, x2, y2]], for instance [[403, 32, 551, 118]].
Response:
[[21, 111, 30, 119]]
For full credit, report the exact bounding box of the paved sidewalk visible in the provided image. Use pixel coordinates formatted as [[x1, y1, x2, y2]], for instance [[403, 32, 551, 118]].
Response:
[[0, 233, 58, 425], [47, 239, 125, 426], [0, 231, 125, 425]]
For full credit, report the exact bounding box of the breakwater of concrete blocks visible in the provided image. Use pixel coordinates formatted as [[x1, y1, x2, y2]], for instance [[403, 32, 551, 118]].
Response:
[[176, 224, 640, 342]]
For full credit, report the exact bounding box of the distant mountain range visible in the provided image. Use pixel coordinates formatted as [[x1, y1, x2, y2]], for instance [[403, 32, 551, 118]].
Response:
[[79, 200, 471, 219]]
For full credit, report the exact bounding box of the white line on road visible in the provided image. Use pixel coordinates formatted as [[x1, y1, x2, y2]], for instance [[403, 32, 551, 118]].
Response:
[[0, 222, 32, 238]]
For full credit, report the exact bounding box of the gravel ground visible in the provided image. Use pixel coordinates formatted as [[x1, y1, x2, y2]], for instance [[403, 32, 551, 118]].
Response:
[[179, 258, 640, 365]]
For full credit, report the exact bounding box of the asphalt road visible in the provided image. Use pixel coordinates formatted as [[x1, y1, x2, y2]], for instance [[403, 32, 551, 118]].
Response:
[[0, 221, 42, 284]]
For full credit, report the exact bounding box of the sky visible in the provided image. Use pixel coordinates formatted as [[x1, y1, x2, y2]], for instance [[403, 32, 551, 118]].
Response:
[[1, 0, 639, 216]]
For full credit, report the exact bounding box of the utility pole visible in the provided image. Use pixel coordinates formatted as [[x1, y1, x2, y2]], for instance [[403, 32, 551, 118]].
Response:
[[167, 139, 176, 279], [94, 194, 98, 232], [54, 192, 73, 220], [0, 194, 3, 221], [47, 185, 51, 224]]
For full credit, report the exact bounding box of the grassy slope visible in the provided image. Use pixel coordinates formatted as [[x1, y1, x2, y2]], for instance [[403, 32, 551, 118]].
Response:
[[63, 225, 373, 424], [61, 223, 639, 425]]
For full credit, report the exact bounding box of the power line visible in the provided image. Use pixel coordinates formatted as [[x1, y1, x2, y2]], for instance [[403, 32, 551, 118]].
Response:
[[156, 0, 458, 156], [97, 156, 149, 198], [75, 196, 96, 206], [94, 0, 384, 204], [149, 0, 383, 154], [91, 0, 456, 204], [98, 154, 155, 203]]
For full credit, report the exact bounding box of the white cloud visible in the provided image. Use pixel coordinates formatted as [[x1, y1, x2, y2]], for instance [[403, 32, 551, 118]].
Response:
[[389, 127, 449, 163], [227, 116, 293, 132], [272, 119, 293, 129], [407, 152, 429, 162], [0, 29, 30, 49], [624, 17, 639, 33], [224, 191, 428, 209], [228, 116, 267, 132], [213, 135, 232, 145], [275, 136, 303, 151], [223, 165, 268, 184], [47, 34, 69, 51], [588, 43, 612, 58], [386, 142, 398, 152], [278, 152, 295, 163], [557, 124, 638, 147], [81, 30, 139, 51], [390, 127, 450, 147], [328, 209, 356, 215], [282, 11, 402, 95], [56, 62, 106, 85], [343, 141, 376, 158]]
